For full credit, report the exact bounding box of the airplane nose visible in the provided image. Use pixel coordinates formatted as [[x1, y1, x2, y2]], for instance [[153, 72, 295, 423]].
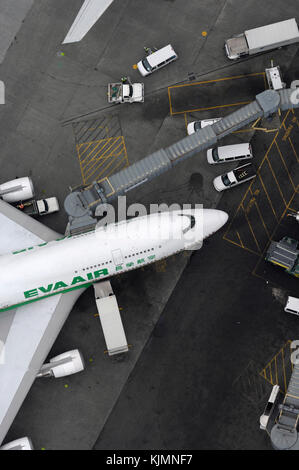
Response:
[[202, 209, 229, 239]]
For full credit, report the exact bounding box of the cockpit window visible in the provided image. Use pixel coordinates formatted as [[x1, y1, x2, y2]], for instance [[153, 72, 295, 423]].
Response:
[[179, 214, 196, 233]]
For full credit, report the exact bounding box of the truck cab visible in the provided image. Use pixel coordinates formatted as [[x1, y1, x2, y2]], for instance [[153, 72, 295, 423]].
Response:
[[36, 197, 59, 215]]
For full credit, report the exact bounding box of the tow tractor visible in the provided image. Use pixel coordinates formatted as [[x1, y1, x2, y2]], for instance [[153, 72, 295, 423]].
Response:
[[108, 76, 144, 104], [16, 197, 60, 216]]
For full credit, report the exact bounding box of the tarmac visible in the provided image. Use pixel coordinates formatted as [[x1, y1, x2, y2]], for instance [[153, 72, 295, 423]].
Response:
[[0, 0, 299, 450]]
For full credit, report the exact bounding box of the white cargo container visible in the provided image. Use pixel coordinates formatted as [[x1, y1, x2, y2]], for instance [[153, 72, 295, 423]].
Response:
[[225, 18, 299, 60]]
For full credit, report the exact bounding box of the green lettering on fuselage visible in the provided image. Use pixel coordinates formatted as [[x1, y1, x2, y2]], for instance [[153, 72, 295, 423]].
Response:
[[54, 281, 68, 290], [71, 276, 86, 285], [24, 289, 39, 299], [38, 284, 53, 293], [21, 256, 157, 304]]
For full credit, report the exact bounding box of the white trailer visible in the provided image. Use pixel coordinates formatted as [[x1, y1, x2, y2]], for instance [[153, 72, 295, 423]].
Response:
[[94, 281, 128, 356], [225, 18, 299, 60]]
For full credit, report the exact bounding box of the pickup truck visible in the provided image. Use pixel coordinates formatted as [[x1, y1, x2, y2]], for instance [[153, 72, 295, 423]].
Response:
[[108, 82, 144, 103], [213, 162, 256, 192], [16, 197, 60, 216]]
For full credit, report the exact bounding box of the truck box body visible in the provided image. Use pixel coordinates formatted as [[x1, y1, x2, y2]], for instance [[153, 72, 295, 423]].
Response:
[[246, 18, 299, 55], [225, 18, 299, 59]]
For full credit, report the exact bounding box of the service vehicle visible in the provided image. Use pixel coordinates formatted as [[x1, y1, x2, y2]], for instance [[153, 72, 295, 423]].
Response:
[[137, 44, 178, 76], [265, 65, 285, 91], [16, 197, 60, 216], [225, 18, 299, 60], [213, 162, 256, 192], [187, 118, 221, 135], [260, 385, 280, 430], [284, 296, 299, 316], [108, 81, 144, 103], [207, 143, 253, 165]]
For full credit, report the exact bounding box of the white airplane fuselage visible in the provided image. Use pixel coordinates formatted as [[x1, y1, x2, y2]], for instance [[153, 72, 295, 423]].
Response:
[[0, 209, 228, 312]]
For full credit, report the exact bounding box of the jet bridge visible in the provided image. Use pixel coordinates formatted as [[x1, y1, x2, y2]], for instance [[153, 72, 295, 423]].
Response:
[[64, 87, 299, 235], [271, 360, 299, 450]]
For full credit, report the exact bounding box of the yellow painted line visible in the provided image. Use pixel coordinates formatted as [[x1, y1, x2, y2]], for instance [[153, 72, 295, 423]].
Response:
[[184, 112, 188, 132], [222, 235, 260, 255], [91, 145, 125, 181], [171, 100, 252, 115], [168, 72, 265, 90], [269, 364, 273, 384], [84, 137, 122, 180], [236, 231, 244, 248], [288, 207, 299, 213], [77, 141, 94, 158], [241, 203, 262, 253], [288, 136, 299, 163], [265, 156, 287, 207], [258, 172, 278, 221], [81, 140, 112, 169], [285, 393, 299, 400], [275, 141, 296, 191], [168, 86, 173, 115], [275, 355, 278, 385], [252, 118, 261, 128], [249, 187, 271, 240]]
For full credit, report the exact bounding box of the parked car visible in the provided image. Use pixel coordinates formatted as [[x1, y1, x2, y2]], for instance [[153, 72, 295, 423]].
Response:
[[213, 162, 256, 192], [207, 143, 253, 164], [187, 118, 221, 135]]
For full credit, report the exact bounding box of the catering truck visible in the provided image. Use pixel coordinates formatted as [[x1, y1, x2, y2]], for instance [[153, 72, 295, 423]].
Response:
[[225, 18, 299, 60]]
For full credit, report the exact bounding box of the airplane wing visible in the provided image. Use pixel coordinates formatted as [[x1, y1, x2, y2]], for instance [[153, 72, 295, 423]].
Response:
[[0, 200, 85, 444], [62, 0, 114, 44]]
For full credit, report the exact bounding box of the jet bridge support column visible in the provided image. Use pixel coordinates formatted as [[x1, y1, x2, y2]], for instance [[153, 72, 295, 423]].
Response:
[[94, 281, 128, 356]]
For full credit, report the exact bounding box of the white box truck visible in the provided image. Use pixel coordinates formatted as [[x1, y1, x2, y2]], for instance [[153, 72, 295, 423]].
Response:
[[225, 18, 299, 60]]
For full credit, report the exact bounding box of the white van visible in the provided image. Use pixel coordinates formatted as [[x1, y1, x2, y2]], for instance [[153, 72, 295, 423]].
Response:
[[137, 44, 178, 77], [207, 143, 253, 165]]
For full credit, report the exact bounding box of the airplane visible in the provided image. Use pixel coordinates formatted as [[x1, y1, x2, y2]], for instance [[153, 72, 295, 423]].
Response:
[[0, 190, 228, 446], [63, 0, 115, 44]]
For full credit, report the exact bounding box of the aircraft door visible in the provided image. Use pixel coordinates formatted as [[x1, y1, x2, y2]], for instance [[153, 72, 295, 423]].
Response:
[[112, 249, 124, 266]]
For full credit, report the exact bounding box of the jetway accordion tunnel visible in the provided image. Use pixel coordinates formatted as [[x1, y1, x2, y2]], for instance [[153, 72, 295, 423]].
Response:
[[64, 87, 299, 235]]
